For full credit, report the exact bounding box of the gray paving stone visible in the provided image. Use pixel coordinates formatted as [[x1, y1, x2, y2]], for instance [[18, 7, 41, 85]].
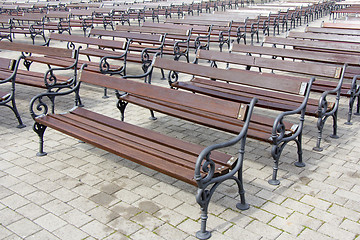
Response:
[[34, 213, 67, 232], [80, 220, 115, 239], [53, 224, 88, 240], [7, 218, 42, 238]]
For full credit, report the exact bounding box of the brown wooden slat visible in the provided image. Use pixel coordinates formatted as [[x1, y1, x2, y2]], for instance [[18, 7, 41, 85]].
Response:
[[35, 114, 198, 185], [80, 70, 242, 119], [0, 41, 73, 58], [154, 57, 304, 94]]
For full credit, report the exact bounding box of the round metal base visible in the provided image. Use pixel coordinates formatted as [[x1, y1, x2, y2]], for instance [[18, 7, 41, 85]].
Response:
[[102, 95, 109, 99], [236, 202, 250, 210], [354, 112, 360, 116], [36, 152, 47, 157], [196, 231, 211, 240], [16, 124, 26, 129], [149, 116, 157, 120], [268, 179, 280, 185], [161, 77, 167, 80], [330, 134, 339, 139], [344, 121, 353, 125], [294, 161, 305, 168], [313, 146, 323, 152]]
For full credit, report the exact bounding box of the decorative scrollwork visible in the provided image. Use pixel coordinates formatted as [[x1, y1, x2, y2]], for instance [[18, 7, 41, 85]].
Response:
[[67, 41, 76, 50], [100, 58, 111, 73], [30, 95, 49, 119], [318, 95, 329, 116], [168, 70, 178, 86], [272, 118, 286, 143], [44, 70, 58, 88]]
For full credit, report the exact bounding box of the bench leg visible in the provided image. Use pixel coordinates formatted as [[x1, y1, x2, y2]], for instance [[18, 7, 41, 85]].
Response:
[[4, 99, 26, 129], [294, 132, 305, 168], [313, 116, 327, 152], [330, 110, 339, 139], [33, 122, 47, 156]]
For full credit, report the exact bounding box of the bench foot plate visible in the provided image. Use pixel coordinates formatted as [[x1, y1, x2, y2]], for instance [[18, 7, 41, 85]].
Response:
[[196, 230, 211, 240], [330, 134, 339, 139], [236, 202, 250, 210], [353, 113, 360, 116], [268, 179, 280, 185], [36, 152, 47, 157], [294, 161, 305, 168], [344, 121, 352, 125], [16, 124, 26, 129], [312, 146, 323, 152]]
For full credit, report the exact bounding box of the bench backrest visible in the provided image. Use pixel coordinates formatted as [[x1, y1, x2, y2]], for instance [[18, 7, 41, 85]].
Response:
[[49, 33, 126, 50], [0, 41, 74, 58], [287, 31, 360, 44], [231, 43, 360, 66], [263, 36, 360, 55], [322, 22, 360, 30], [90, 29, 164, 43], [115, 24, 189, 36], [305, 26, 360, 36], [197, 49, 342, 80], [153, 56, 309, 95], [79, 70, 247, 120]]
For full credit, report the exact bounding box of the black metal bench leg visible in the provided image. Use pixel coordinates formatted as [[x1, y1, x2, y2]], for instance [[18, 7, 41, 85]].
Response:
[[33, 122, 47, 156], [236, 169, 250, 210], [330, 110, 339, 139], [196, 189, 212, 240], [103, 87, 109, 99], [149, 110, 157, 120], [294, 133, 305, 167], [313, 118, 325, 152], [354, 95, 360, 116], [7, 98, 26, 129]]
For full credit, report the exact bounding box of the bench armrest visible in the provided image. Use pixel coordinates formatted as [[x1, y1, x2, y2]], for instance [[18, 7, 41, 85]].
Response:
[[30, 63, 87, 120], [194, 98, 258, 188], [271, 77, 315, 146], [0, 57, 19, 85], [99, 40, 131, 75], [318, 64, 347, 118]]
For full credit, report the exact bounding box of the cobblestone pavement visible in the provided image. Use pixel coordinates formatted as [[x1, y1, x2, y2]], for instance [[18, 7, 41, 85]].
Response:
[[0, 9, 359, 240]]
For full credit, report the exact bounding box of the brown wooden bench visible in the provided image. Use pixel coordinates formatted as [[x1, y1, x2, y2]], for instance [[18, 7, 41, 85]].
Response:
[[260, 36, 360, 124], [287, 31, 360, 44], [176, 48, 345, 152], [122, 56, 314, 185], [30, 64, 257, 240]]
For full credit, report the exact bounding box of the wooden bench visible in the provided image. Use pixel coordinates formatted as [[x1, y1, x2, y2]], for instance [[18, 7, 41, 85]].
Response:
[[30, 65, 257, 240], [261, 36, 360, 124], [121, 56, 314, 185], [0, 56, 25, 128], [178, 48, 345, 152]]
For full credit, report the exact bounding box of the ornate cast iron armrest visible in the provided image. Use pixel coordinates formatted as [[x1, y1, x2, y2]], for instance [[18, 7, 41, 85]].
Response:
[[194, 98, 257, 187], [99, 39, 131, 75], [318, 64, 347, 117], [122, 53, 160, 80], [30, 64, 87, 120], [271, 77, 315, 144]]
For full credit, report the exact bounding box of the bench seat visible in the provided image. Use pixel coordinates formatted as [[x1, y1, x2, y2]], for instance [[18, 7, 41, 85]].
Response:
[[36, 107, 235, 185]]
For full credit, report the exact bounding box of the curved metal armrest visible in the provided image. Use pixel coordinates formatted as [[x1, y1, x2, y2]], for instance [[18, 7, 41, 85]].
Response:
[[194, 98, 258, 186], [30, 64, 87, 119], [0, 56, 21, 84], [318, 64, 347, 116], [123, 53, 160, 79], [99, 40, 131, 74], [272, 77, 315, 142], [350, 74, 360, 96]]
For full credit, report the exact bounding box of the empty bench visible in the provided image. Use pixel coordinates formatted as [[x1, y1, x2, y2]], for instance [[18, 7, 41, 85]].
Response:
[[30, 65, 257, 240]]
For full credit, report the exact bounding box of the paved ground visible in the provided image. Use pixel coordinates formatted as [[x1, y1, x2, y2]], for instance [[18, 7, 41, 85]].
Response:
[[0, 5, 360, 240]]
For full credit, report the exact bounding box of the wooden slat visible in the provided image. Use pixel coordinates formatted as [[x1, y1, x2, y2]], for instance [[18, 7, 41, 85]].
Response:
[[80, 70, 242, 119], [156, 56, 305, 94]]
